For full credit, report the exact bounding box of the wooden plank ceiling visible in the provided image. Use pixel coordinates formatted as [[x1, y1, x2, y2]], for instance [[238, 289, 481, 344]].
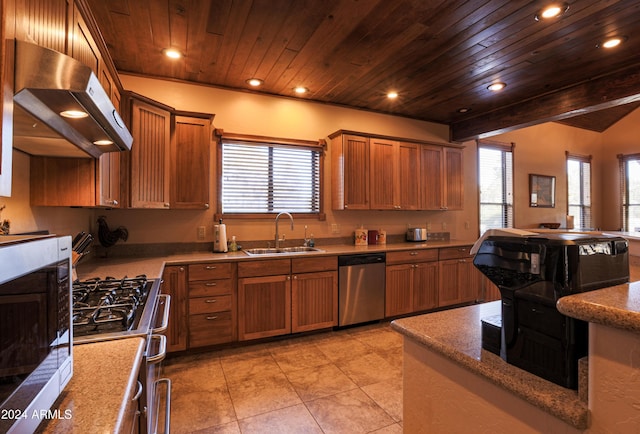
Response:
[[87, 0, 640, 141]]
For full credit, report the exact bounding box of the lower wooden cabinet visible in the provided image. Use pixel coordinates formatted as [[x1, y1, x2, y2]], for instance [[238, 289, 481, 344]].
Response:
[[386, 249, 439, 317], [187, 262, 236, 348], [161, 265, 188, 353], [238, 274, 291, 341], [292, 270, 338, 333], [438, 246, 483, 307]]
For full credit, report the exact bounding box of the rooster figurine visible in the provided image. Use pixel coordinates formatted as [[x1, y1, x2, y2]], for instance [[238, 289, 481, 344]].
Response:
[[97, 216, 129, 248]]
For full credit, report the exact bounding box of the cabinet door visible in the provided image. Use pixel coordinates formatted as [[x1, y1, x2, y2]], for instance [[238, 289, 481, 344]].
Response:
[[385, 264, 414, 317], [130, 99, 171, 208], [96, 153, 121, 207], [70, 7, 100, 73], [444, 147, 464, 210], [30, 157, 96, 206], [438, 258, 480, 307], [335, 134, 369, 210], [292, 271, 337, 333], [398, 142, 420, 210], [369, 138, 398, 210], [238, 275, 291, 340], [161, 266, 188, 353], [413, 262, 439, 311], [14, 0, 69, 54], [419, 145, 444, 210], [171, 116, 212, 209]]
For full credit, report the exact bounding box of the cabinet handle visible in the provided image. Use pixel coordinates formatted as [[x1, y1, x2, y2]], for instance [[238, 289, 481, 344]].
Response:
[[204, 203, 210, 208], [164, 203, 170, 208], [205, 282, 217, 286], [205, 265, 216, 270], [179, 267, 185, 272], [205, 299, 217, 303], [293, 275, 298, 280], [287, 276, 291, 281], [458, 259, 467, 263], [410, 251, 418, 256], [206, 316, 218, 320]]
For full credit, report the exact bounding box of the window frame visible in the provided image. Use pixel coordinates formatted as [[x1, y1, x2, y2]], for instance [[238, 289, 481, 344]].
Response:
[[566, 151, 592, 230], [477, 139, 515, 235], [619, 152, 640, 232], [216, 132, 326, 221]]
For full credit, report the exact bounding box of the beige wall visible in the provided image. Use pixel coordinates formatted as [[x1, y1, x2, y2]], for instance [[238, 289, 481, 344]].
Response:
[[2, 73, 639, 245]]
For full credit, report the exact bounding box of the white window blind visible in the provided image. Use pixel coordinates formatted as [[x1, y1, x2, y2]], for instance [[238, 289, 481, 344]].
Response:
[[620, 153, 640, 232], [221, 140, 321, 214], [478, 141, 514, 234], [566, 153, 592, 230]]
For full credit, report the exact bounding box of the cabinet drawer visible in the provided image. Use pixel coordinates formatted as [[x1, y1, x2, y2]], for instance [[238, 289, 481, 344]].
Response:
[[188, 262, 233, 281], [189, 279, 233, 297], [189, 311, 233, 347], [387, 249, 438, 265], [439, 245, 473, 260], [189, 295, 232, 314], [238, 259, 291, 278], [292, 256, 337, 273]]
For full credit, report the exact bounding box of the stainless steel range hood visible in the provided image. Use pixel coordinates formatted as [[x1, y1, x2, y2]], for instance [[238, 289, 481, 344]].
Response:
[[13, 40, 133, 159]]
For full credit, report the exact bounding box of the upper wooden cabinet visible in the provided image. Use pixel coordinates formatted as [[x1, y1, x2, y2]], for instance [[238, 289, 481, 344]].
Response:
[[331, 133, 370, 210], [171, 114, 213, 209], [330, 130, 463, 211], [128, 97, 172, 209]]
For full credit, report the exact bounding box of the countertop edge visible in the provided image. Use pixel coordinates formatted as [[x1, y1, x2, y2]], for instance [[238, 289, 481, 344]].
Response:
[[557, 281, 640, 333], [391, 306, 589, 430]]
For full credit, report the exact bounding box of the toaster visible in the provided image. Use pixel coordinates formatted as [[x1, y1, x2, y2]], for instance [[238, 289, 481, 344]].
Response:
[[406, 228, 427, 241]]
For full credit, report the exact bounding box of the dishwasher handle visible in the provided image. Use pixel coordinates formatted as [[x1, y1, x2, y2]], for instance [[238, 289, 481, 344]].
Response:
[[338, 253, 386, 267]]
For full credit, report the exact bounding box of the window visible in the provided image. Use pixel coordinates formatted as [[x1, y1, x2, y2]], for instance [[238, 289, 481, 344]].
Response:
[[619, 153, 640, 232], [478, 140, 514, 234], [566, 152, 592, 230], [220, 134, 323, 217]]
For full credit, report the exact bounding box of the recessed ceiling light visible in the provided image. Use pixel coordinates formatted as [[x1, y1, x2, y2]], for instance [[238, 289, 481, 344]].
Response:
[[246, 78, 263, 87], [487, 82, 506, 92], [163, 48, 182, 59], [597, 36, 627, 49], [387, 91, 399, 99], [293, 86, 308, 94], [535, 3, 569, 21], [60, 110, 88, 119]]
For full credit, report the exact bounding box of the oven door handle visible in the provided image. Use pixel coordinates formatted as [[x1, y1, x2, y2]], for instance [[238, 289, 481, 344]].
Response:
[[155, 377, 172, 434], [147, 334, 167, 365], [152, 294, 171, 334]]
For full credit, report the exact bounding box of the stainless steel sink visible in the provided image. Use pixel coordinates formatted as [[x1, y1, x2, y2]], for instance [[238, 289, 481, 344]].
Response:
[[243, 246, 323, 256]]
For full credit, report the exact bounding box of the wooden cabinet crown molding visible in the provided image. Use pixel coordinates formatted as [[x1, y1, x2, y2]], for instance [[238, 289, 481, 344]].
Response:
[[327, 129, 464, 149]]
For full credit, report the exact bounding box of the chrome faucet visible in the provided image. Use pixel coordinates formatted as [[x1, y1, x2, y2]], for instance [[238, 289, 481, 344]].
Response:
[[275, 212, 294, 249]]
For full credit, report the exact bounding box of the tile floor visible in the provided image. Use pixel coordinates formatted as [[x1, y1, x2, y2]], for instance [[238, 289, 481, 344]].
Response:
[[163, 322, 403, 433]]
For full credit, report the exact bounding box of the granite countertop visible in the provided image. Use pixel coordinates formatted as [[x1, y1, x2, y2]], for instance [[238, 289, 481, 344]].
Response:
[[75, 240, 477, 280], [557, 281, 640, 333], [391, 301, 589, 429], [39, 338, 146, 434]]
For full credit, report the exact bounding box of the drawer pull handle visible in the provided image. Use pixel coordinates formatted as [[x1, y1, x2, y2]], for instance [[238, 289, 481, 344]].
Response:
[[410, 252, 418, 256], [206, 316, 218, 320], [205, 265, 216, 270], [205, 282, 217, 286], [205, 299, 217, 303]]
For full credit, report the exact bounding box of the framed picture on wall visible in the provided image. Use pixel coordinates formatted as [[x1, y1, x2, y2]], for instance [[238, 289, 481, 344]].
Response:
[[529, 174, 555, 207]]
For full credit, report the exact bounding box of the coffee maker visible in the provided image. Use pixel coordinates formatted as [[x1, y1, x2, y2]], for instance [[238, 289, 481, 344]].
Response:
[[473, 233, 629, 388]]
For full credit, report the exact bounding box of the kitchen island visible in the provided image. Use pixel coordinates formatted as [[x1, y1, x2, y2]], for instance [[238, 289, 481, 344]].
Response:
[[392, 280, 640, 433]]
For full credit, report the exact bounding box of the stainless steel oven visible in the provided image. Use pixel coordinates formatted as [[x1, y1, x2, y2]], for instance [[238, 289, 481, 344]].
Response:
[[72, 275, 171, 433], [0, 235, 73, 434]]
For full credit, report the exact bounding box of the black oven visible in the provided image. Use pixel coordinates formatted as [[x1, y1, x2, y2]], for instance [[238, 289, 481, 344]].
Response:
[[0, 235, 73, 434]]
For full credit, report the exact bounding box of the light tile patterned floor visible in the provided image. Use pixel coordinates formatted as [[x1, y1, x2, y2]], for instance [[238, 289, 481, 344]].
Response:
[[164, 322, 403, 433]]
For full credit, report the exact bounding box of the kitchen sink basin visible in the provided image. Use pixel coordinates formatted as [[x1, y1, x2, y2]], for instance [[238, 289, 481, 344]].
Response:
[[243, 246, 323, 256]]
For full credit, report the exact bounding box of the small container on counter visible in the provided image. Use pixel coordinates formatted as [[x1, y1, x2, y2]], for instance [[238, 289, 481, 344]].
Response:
[[355, 226, 368, 246], [367, 230, 379, 245], [377, 229, 386, 245], [229, 235, 238, 252]]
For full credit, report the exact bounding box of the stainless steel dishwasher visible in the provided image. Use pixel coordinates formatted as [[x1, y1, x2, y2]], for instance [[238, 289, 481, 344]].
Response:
[[338, 253, 386, 326]]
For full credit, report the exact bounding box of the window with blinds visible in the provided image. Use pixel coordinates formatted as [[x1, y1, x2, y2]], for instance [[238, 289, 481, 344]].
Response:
[[566, 153, 592, 230], [619, 153, 640, 232], [478, 141, 514, 234], [221, 139, 321, 215]]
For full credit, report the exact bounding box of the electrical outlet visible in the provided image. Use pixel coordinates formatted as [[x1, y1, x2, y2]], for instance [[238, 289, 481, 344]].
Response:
[[465, 221, 470, 230], [442, 222, 447, 230], [331, 223, 340, 234], [197, 226, 206, 240], [427, 222, 431, 231]]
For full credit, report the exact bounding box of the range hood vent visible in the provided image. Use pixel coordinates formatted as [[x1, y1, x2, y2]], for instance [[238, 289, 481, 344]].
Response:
[[13, 40, 133, 159]]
